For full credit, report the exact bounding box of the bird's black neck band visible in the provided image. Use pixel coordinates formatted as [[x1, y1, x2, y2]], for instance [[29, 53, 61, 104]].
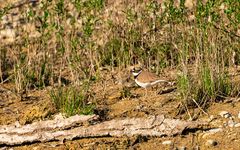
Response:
[[133, 70, 142, 79]]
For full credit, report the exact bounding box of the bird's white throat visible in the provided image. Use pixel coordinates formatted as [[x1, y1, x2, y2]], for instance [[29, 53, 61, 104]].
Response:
[[132, 70, 142, 77]]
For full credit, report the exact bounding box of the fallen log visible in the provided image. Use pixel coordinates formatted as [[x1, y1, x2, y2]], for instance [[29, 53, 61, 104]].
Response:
[[0, 114, 207, 146]]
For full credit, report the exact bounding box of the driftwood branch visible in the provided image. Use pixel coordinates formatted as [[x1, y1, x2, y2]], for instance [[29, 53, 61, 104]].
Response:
[[0, 114, 207, 146]]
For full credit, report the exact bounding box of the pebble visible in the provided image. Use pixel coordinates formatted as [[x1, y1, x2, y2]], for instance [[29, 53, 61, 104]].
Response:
[[234, 123, 240, 127], [228, 119, 236, 127], [206, 139, 218, 146], [208, 128, 223, 133], [162, 140, 173, 145], [219, 111, 231, 118], [238, 111, 240, 119], [202, 128, 223, 138]]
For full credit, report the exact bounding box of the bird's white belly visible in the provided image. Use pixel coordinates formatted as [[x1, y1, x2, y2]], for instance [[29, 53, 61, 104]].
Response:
[[135, 79, 167, 88], [135, 80, 151, 88]]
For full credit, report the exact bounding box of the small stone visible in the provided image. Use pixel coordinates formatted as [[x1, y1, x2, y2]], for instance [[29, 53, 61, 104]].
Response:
[[209, 128, 223, 133], [228, 119, 236, 127], [207, 128, 223, 135], [162, 140, 173, 145], [206, 139, 218, 146], [202, 128, 223, 138], [234, 123, 240, 127], [238, 111, 240, 119], [219, 111, 231, 118]]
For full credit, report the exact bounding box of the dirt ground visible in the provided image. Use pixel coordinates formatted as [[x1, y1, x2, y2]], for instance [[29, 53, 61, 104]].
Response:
[[1, 68, 240, 150], [0, 0, 240, 149]]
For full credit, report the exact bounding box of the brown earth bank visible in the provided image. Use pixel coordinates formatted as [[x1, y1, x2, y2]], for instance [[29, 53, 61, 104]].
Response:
[[1, 67, 240, 149]]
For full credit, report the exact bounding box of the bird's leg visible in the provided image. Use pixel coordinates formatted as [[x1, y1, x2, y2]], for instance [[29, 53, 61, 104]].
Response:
[[144, 88, 148, 97]]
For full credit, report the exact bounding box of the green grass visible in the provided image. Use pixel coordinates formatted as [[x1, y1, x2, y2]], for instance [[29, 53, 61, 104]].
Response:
[[50, 84, 95, 117], [177, 64, 232, 109]]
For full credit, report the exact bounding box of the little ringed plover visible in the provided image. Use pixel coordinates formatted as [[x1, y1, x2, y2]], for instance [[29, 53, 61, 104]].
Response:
[[131, 67, 170, 88]]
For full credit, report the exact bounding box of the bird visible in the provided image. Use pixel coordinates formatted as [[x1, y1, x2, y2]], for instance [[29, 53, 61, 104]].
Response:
[[131, 67, 171, 89]]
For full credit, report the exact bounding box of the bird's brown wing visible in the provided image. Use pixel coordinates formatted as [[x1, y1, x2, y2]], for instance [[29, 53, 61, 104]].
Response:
[[137, 71, 159, 83]]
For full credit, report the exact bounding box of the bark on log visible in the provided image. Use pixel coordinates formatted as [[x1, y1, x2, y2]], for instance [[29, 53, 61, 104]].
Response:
[[0, 114, 207, 146]]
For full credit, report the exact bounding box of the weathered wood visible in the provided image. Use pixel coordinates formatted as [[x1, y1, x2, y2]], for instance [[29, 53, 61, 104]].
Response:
[[0, 114, 207, 146]]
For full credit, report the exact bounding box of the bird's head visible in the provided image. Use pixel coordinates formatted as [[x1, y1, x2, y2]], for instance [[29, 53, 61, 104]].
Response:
[[130, 66, 142, 77]]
